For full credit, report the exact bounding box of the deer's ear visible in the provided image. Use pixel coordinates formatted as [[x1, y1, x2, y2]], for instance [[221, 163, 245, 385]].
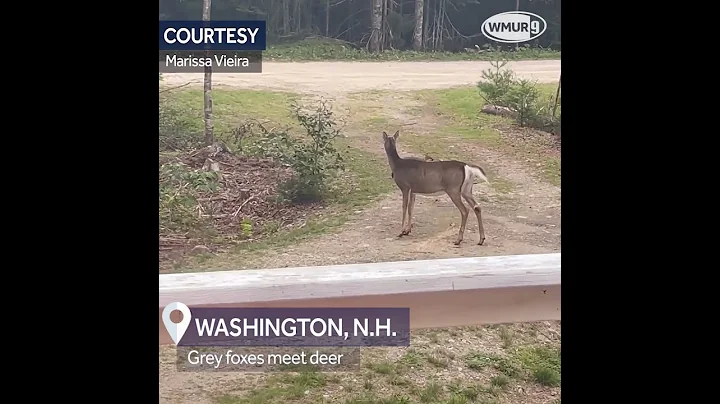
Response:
[[382, 132, 388, 140], [393, 131, 399, 139]]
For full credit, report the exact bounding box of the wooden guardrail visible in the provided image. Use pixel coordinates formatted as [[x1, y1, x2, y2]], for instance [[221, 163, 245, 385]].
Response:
[[159, 253, 560, 345]]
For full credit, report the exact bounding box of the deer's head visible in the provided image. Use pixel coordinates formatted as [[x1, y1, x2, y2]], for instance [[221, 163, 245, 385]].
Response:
[[382, 130, 400, 153]]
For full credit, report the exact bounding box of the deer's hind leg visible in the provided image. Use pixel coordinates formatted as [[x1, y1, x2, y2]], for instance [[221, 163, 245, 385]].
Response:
[[447, 188, 469, 245], [462, 182, 486, 246]]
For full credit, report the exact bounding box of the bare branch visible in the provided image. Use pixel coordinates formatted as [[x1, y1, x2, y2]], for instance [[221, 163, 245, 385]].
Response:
[[159, 82, 192, 94]]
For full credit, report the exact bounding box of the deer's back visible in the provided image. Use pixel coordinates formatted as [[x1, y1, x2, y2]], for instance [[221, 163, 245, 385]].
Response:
[[393, 159, 467, 194]]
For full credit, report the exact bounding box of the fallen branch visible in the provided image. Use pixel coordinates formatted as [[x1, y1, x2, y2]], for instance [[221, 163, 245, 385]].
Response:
[[232, 195, 256, 218], [198, 196, 226, 202], [159, 82, 192, 94], [481, 105, 515, 118], [552, 75, 561, 119]]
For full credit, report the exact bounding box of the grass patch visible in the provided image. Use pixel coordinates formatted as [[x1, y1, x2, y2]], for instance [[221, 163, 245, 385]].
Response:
[[412, 86, 561, 186], [490, 178, 514, 194], [388, 374, 411, 386], [398, 348, 424, 368], [465, 344, 561, 387], [543, 158, 561, 186], [344, 393, 412, 404], [416, 381, 443, 402], [498, 326, 514, 349], [167, 88, 298, 140], [435, 348, 456, 360], [368, 360, 396, 375], [513, 345, 561, 387], [453, 387, 479, 402], [465, 352, 497, 370], [490, 375, 511, 389], [364, 116, 391, 131], [426, 353, 449, 369], [413, 87, 503, 144], [264, 39, 560, 62], [364, 378, 374, 391], [217, 371, 327, 404]]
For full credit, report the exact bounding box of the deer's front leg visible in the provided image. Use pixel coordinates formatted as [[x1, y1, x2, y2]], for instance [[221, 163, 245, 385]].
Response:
[[398, 189, 409, 237], [403, 191, 415, 235]]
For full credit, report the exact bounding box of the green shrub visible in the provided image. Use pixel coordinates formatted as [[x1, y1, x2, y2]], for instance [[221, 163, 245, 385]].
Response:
[[505, 78, 542, 127], [477, 56, 560, 131], [477, 59, 516, 107], [242, 99, 345, 204]]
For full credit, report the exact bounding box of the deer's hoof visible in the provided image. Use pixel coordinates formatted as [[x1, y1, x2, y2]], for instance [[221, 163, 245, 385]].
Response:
[[478, 238, 485, 246], [453, 240, 462, 246]]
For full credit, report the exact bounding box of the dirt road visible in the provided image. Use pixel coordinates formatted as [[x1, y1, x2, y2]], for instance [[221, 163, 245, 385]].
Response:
[[160, 60, 561, 94]]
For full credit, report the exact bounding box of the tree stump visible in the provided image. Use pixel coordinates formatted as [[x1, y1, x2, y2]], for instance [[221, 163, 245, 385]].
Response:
[[209, 141, 230, 157], [202, 158, 221, 172]]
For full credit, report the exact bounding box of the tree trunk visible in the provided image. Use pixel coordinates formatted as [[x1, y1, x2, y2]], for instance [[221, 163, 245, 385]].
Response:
[[283, 0, 289, 35], [202, 0, 214, 146], [326, 0, 330, 36], [412, 0, 424, 50], [381, 0, 388, 49], [552, 75, 561, 119], [369, 0, 382, 53], [423, 0, 430, 49]]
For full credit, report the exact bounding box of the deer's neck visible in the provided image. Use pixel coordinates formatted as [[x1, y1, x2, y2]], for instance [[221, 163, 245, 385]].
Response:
[[386, 147, 402, 170]]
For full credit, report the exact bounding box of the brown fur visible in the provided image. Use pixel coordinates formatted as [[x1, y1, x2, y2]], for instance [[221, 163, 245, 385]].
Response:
[[383, 130, 486, 246]]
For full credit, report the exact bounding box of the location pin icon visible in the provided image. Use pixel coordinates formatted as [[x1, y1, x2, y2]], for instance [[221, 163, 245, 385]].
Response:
[[162, 302, 192, 345]]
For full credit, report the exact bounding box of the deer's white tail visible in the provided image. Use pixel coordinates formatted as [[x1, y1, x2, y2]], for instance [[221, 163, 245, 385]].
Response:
[[464, 164, 489, 186]]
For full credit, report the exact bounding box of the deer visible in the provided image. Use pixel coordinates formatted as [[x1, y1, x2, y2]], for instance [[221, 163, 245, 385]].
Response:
[[383, 130, 489, 246]]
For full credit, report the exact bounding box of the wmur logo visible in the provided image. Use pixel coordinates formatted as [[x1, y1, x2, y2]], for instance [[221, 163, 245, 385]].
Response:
[[481, 11, 547, 44]]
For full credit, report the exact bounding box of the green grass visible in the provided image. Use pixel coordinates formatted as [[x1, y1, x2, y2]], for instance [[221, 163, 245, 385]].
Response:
[[364, 116, 391, 129], [166, 88, 299, 140], [499, 326, 514, 349], [217, 371, 327, 404], [263, 38, 560, 62], [465, 344, 561, 387], [417, 381, 443, 402], [412, 85, 561, 186], [426, 353, 450, 369], [368, 360, 396, 375], [514, 346, 561, 386]]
